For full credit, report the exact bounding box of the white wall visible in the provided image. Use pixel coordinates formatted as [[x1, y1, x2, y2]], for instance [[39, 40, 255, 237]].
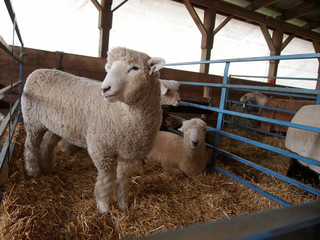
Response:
[[1, 0, 318, 89]]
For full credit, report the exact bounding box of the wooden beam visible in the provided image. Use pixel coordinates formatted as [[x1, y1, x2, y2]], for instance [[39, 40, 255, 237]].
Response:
[[91, 0, 102, 11], [267, 29, 283, 84], [281, 35, 294, 51], [312, 40, 320, 90], [183, 0, 207, 36], [213, 15, 232, 35], [200, 7, 216, 73], [282, 1, 320, 21], [260, 24, 275, 51], [111, 0, 128, 12], [98, 0, 113, 58], [200, 7, 216, 119], [172, 0, 320, 41], [247, 0, 280, 11]]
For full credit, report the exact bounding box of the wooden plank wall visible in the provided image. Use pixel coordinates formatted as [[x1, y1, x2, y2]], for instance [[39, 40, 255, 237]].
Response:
[[0, 46, 273, 120]]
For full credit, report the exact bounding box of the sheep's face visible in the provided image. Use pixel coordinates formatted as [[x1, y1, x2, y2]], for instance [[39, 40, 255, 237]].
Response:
[[240, 93, 257, 105], [160, 89, 180, 106], [160, 80, 181, 106], [240, 92, 268, 107], [101, 47, 165, 104], [178, 119, 207, 150], [101, 61, 133, 103]]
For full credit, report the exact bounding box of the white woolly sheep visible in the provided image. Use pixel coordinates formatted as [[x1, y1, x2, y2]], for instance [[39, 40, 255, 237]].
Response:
[[285, 105, 320, 186], [239, 92, 268, 115], [21, 47, 165, 214], [58, 79, 181, 154], [160, 79, 180, 106], [146, 118, 208, 177]]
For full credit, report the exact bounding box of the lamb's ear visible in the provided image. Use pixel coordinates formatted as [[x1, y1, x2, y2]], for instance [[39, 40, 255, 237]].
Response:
[[160, 84, 168, 95], [105, 63, 112, 73], [178, 126, 184, 133], [148, 57, 165, 75]]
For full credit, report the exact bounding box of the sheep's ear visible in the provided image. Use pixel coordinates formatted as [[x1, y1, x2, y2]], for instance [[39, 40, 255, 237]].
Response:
[[178, 126, 184, 132], [105, 63, 111, 72], [160, 84, 168, 95], [148, 57, 165, 75]]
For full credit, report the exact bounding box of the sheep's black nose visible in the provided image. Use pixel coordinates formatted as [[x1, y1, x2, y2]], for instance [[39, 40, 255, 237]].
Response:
[[102, 86, 111, 92], [192, 140, 199, 146]]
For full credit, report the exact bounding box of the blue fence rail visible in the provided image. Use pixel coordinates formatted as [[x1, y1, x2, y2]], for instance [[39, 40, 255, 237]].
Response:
[[0, 0, 24, 198], [165, 52, 320, 207]]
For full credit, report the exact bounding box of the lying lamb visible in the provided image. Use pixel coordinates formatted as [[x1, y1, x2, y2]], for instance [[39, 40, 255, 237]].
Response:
[[146, 118, 208, 177], [21, 47, 165, 214], [285, 105, 320, 186]]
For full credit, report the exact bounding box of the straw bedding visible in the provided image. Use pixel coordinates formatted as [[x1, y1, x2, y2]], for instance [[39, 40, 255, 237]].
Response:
[[0, 124, 318, 240]]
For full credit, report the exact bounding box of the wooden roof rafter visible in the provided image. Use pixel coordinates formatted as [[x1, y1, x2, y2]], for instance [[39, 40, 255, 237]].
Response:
[[172, 0, 320, 42], [282, 0, 320, 21]]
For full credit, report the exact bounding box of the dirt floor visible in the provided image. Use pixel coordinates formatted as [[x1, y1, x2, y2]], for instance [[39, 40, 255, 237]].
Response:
[[0, 123, 318, 240]]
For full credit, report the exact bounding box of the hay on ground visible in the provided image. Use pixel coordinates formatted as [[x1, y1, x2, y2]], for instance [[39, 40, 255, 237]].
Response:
[[0, 124, 318, 240]]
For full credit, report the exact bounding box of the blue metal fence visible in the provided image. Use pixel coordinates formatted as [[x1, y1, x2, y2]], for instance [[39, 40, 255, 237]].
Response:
[[0, 0, 24, 198], [165, 52, 320, 207]]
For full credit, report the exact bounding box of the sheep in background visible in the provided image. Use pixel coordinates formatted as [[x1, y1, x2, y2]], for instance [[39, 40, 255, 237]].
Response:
[[239, 92, 315, 133], [239, 92, 268, 115], [21, 47, 165, 214], [146, 118, 208, 177], [285, 105, 320, 186], [160, 79, 180, 106], [58, 79, 181, 154]]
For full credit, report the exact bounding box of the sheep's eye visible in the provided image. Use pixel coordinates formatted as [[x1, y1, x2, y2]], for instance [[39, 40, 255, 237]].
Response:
[[129, 66, 139, 73]]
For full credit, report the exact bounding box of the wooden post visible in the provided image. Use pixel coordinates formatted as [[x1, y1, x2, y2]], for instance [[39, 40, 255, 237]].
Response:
[[183, 0, 216, 118], [98, 0, 113, 58], [313, 40, 320, 90], [267, 29, 283, 84], [201, 7, 216, 101], [260, 25, 286, 84]]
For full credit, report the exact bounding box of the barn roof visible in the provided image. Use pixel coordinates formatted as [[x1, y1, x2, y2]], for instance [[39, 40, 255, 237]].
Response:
[[171, 0, 320, 42]]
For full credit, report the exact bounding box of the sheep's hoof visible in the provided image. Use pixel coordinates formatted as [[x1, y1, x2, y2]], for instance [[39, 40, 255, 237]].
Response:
[[118, 200, 128, 211], [25, 166, 41, 177], [97, 201, 109, 214]]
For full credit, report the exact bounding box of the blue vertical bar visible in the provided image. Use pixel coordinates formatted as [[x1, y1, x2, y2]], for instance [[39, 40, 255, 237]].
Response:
[[212, 62, 230, 165]]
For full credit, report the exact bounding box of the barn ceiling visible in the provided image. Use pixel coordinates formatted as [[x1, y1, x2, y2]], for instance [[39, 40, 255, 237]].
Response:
[[171, 0, 320, 42]]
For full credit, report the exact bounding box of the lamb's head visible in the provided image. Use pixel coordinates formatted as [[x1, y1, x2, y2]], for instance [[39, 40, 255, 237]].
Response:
[[178, 118, 207, 150], [160, 79, 181, 106], [240, 92, 268, 107], [101, 47, 165, 104]]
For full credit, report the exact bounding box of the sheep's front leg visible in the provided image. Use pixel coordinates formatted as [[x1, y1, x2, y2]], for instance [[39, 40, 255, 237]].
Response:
[[87, 143, 117, 214], [116, 159, 135, 210], [24, 124, 47, 177], [39, 131, 61, 173], [95, 167, 117, 214]]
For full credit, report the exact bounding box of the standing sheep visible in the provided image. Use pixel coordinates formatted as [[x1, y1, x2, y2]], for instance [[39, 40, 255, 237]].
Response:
[[58, 78, 181, 154], [285, 105, 320, 186], [239, 92, 268, 115], [146, 118, 208, 177], [21, 47, 165, 214]]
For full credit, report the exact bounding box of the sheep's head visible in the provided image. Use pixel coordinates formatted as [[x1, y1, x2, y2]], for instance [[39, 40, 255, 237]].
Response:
[[178, 118, 207, 149], [160, 79, 181, 106], [240, 92, 257, 105], [101, 47, 165, 104], [240, 92, 268, 107]]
